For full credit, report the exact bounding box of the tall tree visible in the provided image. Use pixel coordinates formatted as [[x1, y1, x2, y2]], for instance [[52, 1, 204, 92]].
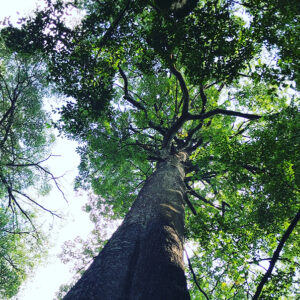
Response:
[[2, 0, 299, 298]]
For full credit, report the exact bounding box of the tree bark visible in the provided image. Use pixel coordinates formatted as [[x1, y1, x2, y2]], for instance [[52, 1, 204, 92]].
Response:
[[63, 153, 190, 300]]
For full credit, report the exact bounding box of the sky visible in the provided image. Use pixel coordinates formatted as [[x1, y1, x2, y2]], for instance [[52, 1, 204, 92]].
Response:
[[14, 135, 94, 300], [0, 1, 94, 299]]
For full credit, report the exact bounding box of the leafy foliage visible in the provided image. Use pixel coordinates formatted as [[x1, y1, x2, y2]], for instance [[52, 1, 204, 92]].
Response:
[[0, 208, 44, 299], [186, 107, 299, 299]]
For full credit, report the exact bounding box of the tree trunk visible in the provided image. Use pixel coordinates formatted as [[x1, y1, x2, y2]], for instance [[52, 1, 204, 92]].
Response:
[[63, 153, 190, 300]]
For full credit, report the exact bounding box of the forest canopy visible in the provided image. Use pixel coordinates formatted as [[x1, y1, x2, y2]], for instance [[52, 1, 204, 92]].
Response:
[[1, 0, 299, 299]]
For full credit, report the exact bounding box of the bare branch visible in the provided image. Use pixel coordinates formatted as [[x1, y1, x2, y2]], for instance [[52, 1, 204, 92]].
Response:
[[253, 210, 300, 300], [2, 180, 38, 232], [5, 154, 61, 167], [185, 249, 210, 300], [12, 189, 61, 218], [6, 156, 67, 202], [34, 164, 67, 202]]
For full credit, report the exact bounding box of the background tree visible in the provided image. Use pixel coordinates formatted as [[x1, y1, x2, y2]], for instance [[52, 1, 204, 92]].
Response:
[[2, 0, 299, 298], [0, 39, 60, 298]]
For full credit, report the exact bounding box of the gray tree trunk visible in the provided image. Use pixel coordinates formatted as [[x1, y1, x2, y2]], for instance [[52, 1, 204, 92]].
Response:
[[63, 153, 190, 300]]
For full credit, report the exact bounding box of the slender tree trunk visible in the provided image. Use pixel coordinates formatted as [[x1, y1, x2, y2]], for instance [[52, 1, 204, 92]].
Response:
[[63, 153, 190, 300]]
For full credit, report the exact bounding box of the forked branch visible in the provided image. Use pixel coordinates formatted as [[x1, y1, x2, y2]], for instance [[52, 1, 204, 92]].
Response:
[[118, 66, 166, 136]]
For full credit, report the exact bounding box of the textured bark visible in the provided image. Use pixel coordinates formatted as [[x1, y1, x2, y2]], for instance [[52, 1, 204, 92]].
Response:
[[63, 153, 190, 300]]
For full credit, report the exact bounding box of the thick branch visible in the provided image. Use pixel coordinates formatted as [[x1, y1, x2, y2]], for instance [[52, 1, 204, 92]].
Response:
[[183, 193, 197, 215], [163, 66, 190, 148], [248, 257, 300, 269], [126, 125, 155, 140], [1, 229, 32, 235], [253, 210, 300, 300], [0, 101, 17, 147], [182, 122, 203, 151], [199, 86, 207, 114], [230, 121, 251, 138], [0, 97, 17, 127], [187, 137, 204, 152], [169, 65, 189, 115], [188, 109, 261, 121]]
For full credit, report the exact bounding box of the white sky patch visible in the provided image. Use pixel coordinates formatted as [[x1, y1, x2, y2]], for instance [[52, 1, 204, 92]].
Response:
[[232, 2, 253, 28], [0, 0, 84, 29], [0, 0, 44, 25]]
